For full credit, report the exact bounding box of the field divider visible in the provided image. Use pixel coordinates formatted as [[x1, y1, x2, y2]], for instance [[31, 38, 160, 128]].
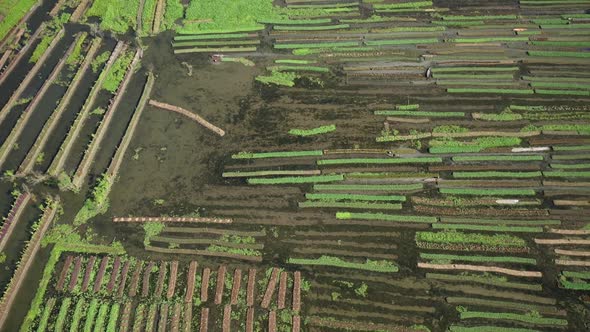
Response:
[[0, 29, 69, 169], [18, 36, 101, 175], [71, 48, 142, 190], [105, 72, 154, 180], [0, 201, 59, 330], [148, 100, 226, 136], [0, 192, 31, 252], [0, 27, 62, 127], [47, 41, 127, 177], [417, 262, 542, 278], [113, 216, 232, 223]]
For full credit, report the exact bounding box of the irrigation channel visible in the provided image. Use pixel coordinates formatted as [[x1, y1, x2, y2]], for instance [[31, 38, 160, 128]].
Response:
[[0, 0, 589, 331]]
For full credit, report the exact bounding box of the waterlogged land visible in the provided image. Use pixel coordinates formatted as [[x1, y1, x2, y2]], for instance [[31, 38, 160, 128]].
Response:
[[0, 0, 589, 331]]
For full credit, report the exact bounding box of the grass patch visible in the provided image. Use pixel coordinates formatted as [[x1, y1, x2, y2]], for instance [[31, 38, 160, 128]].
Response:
[[453, 171, 542, 178], [256, 70, 298, 87], [299, 201, 402, 210], [306, 193, 406, 201], [452, 155, 543, 162], [375, 110, 464, 117]]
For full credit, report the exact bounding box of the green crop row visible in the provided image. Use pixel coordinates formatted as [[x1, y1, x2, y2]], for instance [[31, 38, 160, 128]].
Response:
[[268, 65, 330, 72], [563, 271, 590, 279], [449, 325, 548, 332], [528, 50, 590, 58], [553, 145, 590, 151], [274, 24, 350, 31], [375, 110, 465, 117], [173, 40, 260, 47], [317, 157, 442, 165], [373, 1, 433, 9], [434, 73, 515, 79], [232, 150, 323, 159], [550, 163, 590, 169], [453, 171, 543, 178], [54, 297, 72, 331], [275, 41, 359, 49], [432, 223, 544, 233], [299, 201, 402, 210], [440, 188, 536, 196], [336, 212, 437, 223], [544, 171, 590, 178], [426, 273, 542, 291], [452, 37, 529, 43], [306, 193, 406, 201], [103, 50, 135, 93], [441, 15, 518, 20], [248, 174, 344, 184], [365, 38, 438, 46], [174, 33, 251, 41], [441, 217, 560, 226], [288, 255, 398, 272], [314, 183, 424, 191], [421, 253, 537, 265], [448, 88, 534, 94], [69, 298, 86, 331], [0, 0, 37, 41], [259, 18, 332, 25], [289, 124, 335, 136], [452, 155, 543, 162], [459, 311, 568, 326], [432, 66, 518, 73], [416, 231, 527, 247]]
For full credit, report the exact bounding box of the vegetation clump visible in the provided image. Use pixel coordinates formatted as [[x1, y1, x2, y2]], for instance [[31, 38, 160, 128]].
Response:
[[74, 175, 112, 226], [102, 50, 135, 93], [256, 70, 298, 87], [86, 0, 140, 34]]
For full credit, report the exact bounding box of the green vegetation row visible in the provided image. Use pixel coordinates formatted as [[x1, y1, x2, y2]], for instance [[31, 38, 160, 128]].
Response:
[[248, 174, 343, 185], [299, 201, 402, 210], [314, 183, 424, 191], [289, 124, 336, 136], [375, 110, 465, 117], [453, 171, 543, 178], [317, 157, 442, 165], [432, 223, 543, 233], [439, 188, 537, 196], [232, 150, 323, 159], [288, 255, 398, 273], [306, 193, 406, 201], [421, 253, 536, 265], [336, 212, 437, 223], [86, 0, 140, 34], [459, 310, 568, 326], [416, 231, 527, 247], [452, 155, 543, 162], [426, 273, 542, 291]]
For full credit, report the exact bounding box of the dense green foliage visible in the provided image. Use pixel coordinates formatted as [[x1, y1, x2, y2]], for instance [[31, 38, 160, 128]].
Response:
[[255, 70, 298, 87], [103, 50, 134, 93], [86, 0, 140, 34], [74, 175, 112, 226], [66, 32, 88, 67], [0, 0, 37, 41], [288, 255, 398, 272], [162, 0, 184, 31]]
